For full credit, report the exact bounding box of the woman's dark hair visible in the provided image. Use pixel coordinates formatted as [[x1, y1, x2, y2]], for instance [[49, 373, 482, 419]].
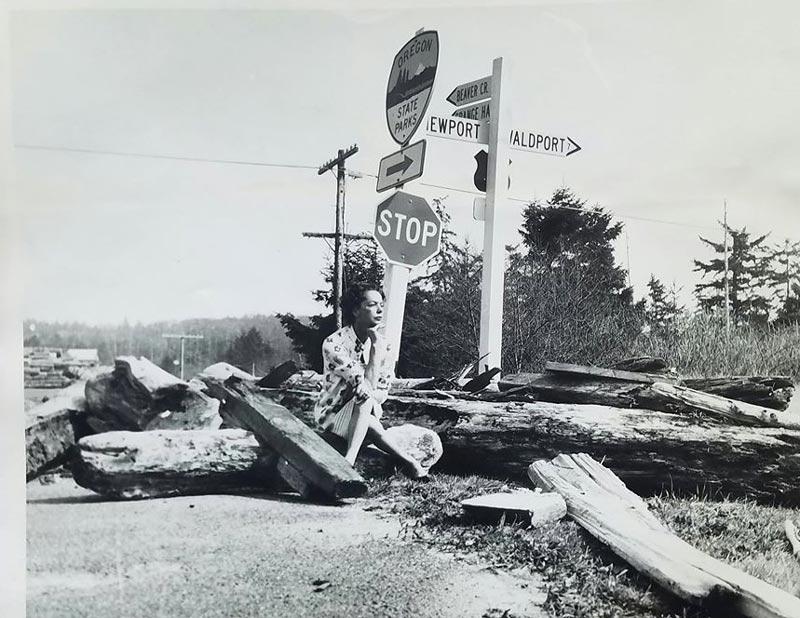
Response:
[[341, 283, 385, 326]]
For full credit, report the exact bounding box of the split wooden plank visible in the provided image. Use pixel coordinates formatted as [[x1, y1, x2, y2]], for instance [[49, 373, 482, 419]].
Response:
[[71, 429, 282, 499], [528, 453, 800, 618], [205, 378, 366, 499], [461, 489, 566, 526], [643, 382, 800, 430], [258, 387, 800, 505], [544, 361, 667, 384]]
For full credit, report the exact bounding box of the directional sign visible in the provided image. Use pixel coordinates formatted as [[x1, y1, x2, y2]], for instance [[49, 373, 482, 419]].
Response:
[[453, 100, 491, 121], [373, 191, 442, 267], [376, 140, 426, 193], [508, 129, 581, 157], [446, 76, 491, 107], [425, 115, 489, 144], [386, 31, 439, 145]]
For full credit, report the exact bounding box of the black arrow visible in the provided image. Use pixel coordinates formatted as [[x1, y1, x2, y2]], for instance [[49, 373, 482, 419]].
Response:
[[387, 155, 413, 176], [566, 137, 582, 157]]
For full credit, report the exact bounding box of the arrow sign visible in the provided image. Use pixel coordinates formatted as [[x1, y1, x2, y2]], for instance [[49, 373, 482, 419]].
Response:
[[376, 140, 426, 193], [508, 130, 581, 157], [453, 100, 491, 121], [447, 76, 491, 107]]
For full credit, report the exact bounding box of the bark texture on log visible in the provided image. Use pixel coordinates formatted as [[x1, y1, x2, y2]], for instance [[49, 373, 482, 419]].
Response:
[[85, 357, 222, 432], [611, 356, 669, 373], [681, 376, 794, 411], [528, 454, 800, 618], [255, 388, 800, 504], [72, 429, 281, 499], [205, 378, 366, 499]]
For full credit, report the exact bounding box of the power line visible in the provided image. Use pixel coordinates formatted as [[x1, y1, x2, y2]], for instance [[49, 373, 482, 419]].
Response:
[[14, 143, 319, 171], [16, 142, 789, 238]]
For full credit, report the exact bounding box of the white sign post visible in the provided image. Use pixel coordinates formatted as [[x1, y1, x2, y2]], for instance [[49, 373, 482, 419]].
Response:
[[478, 57, 511, 374]]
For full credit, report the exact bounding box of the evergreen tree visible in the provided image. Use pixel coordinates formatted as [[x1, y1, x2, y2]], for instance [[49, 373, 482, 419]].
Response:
[[502, 187, 641, 372], [693, 224, 772, 324], [400, 198, 482, 376], [767, 240, 800, 321], [644, 275, 683, 333], [224, 327, 272, 375], [518, 187, 629, 297]]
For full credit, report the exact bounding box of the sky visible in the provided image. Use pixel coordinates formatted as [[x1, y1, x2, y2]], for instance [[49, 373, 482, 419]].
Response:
[[6, 0, 800, 325]]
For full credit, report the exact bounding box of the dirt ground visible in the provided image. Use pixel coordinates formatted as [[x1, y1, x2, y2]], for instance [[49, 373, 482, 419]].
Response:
[[27, 477, 546, 618]]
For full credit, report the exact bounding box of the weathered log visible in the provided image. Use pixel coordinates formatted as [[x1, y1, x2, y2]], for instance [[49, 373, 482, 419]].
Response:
[[680, 376, 793, 411], [25, 368, 108, 481], [611, 356, 669, 373], [641, 382, 800, 430], [498, 372, 644, 407], [256, 360, 299, 388], [71, 429, 281, 499], [85, 356, 222, 432], [257, 388, 800, 505], [528, 454, 800, 618], [500, 373, 800, 429], [544, 361, 672, 384], [205, 378, 367, 499]]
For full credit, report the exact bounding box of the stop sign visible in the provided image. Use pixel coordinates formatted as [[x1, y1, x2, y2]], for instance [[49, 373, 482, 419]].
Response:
[[373, 191, 442, 267]]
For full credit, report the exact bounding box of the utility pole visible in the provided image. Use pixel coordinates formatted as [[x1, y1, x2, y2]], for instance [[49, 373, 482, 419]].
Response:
[[723, 199, 730, 338], [317, 144, 358, 329], [162, 334, 204, 380]]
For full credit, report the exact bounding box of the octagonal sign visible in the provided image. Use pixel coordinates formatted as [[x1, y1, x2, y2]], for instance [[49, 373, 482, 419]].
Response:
[[373, 191, 442, 267]]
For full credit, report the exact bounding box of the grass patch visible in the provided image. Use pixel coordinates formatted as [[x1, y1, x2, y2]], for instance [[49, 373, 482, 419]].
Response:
[[368, 474, 800, 618], [632, 314, 800, 382]]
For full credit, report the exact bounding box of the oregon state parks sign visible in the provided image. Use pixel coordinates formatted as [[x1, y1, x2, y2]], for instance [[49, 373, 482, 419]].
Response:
[[373, 191, 442, 267], [386, 30, 439, 146]]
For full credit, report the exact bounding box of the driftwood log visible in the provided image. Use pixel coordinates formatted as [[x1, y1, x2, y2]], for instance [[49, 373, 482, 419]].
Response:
[[70, 425, 436, 500], [25, 367, 108, 481], [85, 356, 221, 432], [204, 378, 367, 500], [681, 376, 794, 411], [71, 429, 281, 499], [258, 388, 800, 505], [528, 454, 800, 618], [500, 373, 798, 429]]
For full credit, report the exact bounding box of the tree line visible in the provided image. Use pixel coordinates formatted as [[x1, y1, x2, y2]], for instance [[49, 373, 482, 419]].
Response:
[[280, 187, 800, 377], [23, 315, 301, 379]]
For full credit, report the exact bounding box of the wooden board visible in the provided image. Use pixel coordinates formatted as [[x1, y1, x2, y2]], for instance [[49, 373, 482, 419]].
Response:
[[205, 378, 367, 499], [528, 453, 800, 618], [461, 490, 566, 526]]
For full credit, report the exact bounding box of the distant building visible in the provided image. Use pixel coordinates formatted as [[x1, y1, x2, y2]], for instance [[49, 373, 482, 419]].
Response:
[[23, 347, 98, 388]]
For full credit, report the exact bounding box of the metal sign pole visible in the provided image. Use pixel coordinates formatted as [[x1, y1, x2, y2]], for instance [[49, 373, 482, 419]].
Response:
[[478, 57, 511, 374]]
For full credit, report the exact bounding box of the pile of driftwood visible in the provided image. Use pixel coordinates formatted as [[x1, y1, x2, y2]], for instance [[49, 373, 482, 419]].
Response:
[[25, 357, 441, 502], [24, 356, 800, 616]]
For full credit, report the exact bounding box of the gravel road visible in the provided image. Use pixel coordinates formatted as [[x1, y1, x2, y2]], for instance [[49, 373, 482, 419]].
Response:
[[27, 478, 545, 617]]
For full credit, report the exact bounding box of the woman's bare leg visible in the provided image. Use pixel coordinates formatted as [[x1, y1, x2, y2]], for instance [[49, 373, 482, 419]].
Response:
[[365, 416, 428, 478], [344, 398, 376, 465]]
